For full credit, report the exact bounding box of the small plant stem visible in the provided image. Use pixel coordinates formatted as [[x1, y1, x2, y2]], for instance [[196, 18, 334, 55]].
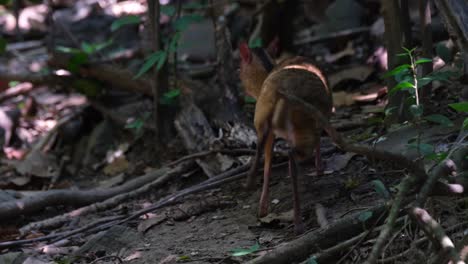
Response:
[[409, 52, 420, 106]]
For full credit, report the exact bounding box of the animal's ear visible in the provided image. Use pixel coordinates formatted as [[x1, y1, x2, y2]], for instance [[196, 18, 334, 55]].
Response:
[[266, 36, 280, 58], [239, 42, 251, 63]]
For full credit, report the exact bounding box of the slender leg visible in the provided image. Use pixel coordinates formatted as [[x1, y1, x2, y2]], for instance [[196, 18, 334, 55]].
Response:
[[315, 143, 324, 175], [244, 136, 265, 190], [258, 130, 275, 217], [289, 150, 305, 235]]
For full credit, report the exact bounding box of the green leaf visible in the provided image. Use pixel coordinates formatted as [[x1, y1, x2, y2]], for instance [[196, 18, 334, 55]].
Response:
[[384, 106, 397, 117], [383, 64, 411, 78], [178, 255, 191, 261], [168, 32, 181, 53], [160, 88, 181, 105], [428, 71, 459, 82], [111, 15, 141, 32], [449, 102, 468, 112], [173, 14, 203, 31], [424, 114, 454, 127], [415, 58, 432, 64], [161, 5, 176, 16], [245, 96, 256, 104], [426, 152, 448, 162], [409, 104, 423, 118], [249, 37, 263, 48], [407, 143, 434, 156], [156, 51, 167, 70], [372, 180, 391, 199], [68, 52, 88, 73], [463, 118, 468, 130], [91, 39, 113, 53], [231, 243, 260, 257], [134, 51, 165, 79], [56, 46, 81, 54], [0, 0, 11, 5], [358, 211, 373, 222], [8, 81, 19, 87], [396, 52, 409, 57], [0, 37, 6, 54], [81, 42, 93, 54], [417, 77, 433, 87], [307, 257, 318, 264], [388, 81, 414, 96]]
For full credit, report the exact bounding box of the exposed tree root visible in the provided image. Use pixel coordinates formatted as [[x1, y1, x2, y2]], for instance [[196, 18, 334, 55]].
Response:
[[19, 161, 195, 234], [0, 164, 187, 222]]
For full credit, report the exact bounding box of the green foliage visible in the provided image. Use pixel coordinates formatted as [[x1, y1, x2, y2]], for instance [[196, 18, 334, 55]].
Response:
[[134, 51, 167, 79], [249, 37, 263, 48], [244, 96, 256, 104], [415, 58, 432, 64], [160, 89, 181, 105], [358, 211, 373, 222], [177, 255, 191, 261], [68, 52, 88, 73], [8, 81, 19, 87], [463, 118, 468, 130], [80, 40, 113, 54], [388, 81, 414, 96], [425, 152, 448, 162], [231, 243, 260, 257], [111, 15, 141, 32], [57, 40, 112, 73], [134, 11, 202, 79], [407, 142, 434, 157], [125, 112, 151, 137], [383, 64, 411, 78], [449, 102, 468, 112], [424, 114, 454, 127], [384, 47, 466, 163], [0, 0, 11, 5], [372, 180, 390, 199]]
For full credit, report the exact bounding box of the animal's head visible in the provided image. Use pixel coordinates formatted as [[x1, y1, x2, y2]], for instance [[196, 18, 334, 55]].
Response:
[[238, 39, 278, 98]]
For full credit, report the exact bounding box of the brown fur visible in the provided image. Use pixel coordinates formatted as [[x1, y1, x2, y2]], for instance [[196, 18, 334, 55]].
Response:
[[239, 47, 332, 234], [244, 56, 332, 159]]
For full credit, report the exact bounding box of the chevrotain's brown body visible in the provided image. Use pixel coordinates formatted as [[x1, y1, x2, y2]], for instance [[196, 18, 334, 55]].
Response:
[[239, 44, 333, 234]]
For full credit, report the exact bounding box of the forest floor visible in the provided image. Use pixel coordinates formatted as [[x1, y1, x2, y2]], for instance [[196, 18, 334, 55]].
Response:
[[0, 0, 467, 264]]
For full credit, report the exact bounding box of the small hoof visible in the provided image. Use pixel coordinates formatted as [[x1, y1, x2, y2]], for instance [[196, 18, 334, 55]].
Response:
[[258, 206, 269, 218]]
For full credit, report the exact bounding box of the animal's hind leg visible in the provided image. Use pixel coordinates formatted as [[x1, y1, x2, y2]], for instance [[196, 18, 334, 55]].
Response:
[[258, 130, 275, 218]]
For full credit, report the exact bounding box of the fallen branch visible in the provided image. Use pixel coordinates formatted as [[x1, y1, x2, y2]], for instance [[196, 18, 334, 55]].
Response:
[[49, 53, 153, 95], [246, 204, 387, 264], [0, 165, 179, 221], [294, 27, 370, 46], [0, 216, 124, 248], [19, 161, 194, 234], [409, 207, 464, 264]]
